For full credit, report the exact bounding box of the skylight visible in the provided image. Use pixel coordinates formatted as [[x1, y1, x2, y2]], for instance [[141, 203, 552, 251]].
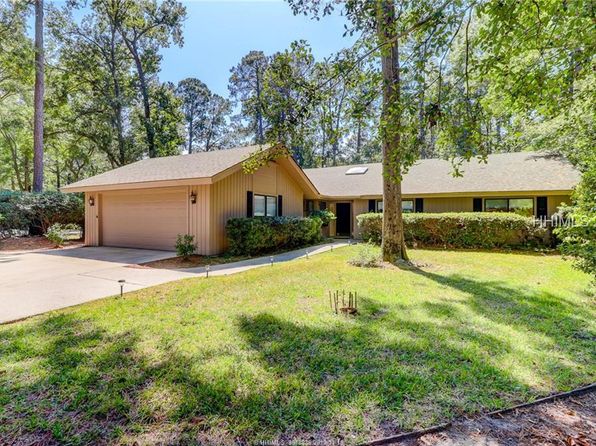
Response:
[[345, 166, 368, 175]]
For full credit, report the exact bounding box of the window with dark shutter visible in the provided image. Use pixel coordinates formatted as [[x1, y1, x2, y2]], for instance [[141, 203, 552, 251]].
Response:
[[368, 199, 376, 212], [473, 198, 482, 212], [246, 191, 253, 217], [278, 195, 283, 216]]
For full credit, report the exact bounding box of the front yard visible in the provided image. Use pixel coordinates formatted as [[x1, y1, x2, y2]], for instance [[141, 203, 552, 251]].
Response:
[[1, 247, 594, 445]]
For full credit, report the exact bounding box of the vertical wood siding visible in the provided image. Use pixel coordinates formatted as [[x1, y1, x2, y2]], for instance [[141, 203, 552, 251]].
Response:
[[352, 199, 369, 239], [423, 197, 474, 213], [189, 184, 211, 255], [84, 192, 99, 246]]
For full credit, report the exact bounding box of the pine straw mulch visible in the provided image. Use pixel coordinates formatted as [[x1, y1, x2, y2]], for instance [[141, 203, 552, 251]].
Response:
[[401, 389, 595, 446], [0, 236, 83, 253]]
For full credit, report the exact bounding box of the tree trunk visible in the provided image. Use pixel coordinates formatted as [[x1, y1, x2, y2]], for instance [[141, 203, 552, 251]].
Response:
[[255, 62, 264, 144], [377, 0, 408, 263], [124, 38, 155, 158], [109, 27, 126, 165], [32, 0, 44, 192], [187, 109, 194, 153]]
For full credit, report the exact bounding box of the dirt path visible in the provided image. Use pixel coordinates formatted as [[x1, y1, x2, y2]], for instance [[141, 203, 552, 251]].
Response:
[[401, 390, 595, 446]]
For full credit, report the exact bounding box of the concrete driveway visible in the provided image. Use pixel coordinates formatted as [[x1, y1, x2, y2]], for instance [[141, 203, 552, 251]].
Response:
[[0, 247, 195, 324]]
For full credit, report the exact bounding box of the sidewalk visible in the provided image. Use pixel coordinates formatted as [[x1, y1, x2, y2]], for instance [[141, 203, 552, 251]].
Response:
[[179, 240, 351, 276]]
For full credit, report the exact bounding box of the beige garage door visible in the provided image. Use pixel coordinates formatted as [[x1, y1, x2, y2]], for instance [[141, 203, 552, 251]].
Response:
[[101, 188, 188, 251]]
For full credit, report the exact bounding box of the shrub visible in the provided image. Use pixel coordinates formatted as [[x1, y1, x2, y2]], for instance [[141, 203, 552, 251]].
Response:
[[349, 243, 382, 267], [356, 212, 548, 249], [176, 234, 197, 259], [309, 209, 336, 226], [0, 190, 84, 236], [45, 223, 82, 247], [226, 216, 322, 255]]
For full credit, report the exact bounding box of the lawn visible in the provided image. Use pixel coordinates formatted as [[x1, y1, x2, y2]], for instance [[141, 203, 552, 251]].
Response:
[[1, 246, 594, 445]]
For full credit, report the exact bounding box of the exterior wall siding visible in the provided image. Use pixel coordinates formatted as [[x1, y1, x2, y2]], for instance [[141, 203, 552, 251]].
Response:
[[547, 195, 571, 216], [352, 199, 369, 239], [422, 197, 474, 213], [84, 192, 100, 246]]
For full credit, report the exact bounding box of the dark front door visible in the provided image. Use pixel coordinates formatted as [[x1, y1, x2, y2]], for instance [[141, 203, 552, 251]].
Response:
[[335, 203, 351, 237], [536, 196, 548, 218]]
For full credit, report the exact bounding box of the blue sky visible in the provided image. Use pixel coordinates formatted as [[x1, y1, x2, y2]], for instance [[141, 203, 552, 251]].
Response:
[[159, 1, 357, 96]]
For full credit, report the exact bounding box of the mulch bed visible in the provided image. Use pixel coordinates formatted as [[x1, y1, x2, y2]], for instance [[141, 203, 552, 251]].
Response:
[[141, 254, 250, 269], [0, 236, 83, 252], [399, 390, 595, 446]]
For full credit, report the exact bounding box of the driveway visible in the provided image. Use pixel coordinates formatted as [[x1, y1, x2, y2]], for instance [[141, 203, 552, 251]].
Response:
[[0, 247, 195, 324]]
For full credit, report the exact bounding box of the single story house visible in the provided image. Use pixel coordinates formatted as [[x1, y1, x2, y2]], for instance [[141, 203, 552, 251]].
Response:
[[62, 145, 580, 253]]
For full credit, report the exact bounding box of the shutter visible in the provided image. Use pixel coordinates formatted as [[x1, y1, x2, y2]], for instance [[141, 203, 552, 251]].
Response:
[[368, 199, 376, 212], [278, 195, 283, 216], [473, 198, 482, 212], [246, 191, 253, 217], [415, 198, 424, 213]]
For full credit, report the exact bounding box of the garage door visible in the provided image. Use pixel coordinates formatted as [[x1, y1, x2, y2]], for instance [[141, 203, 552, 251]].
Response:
[[101, 188, 188, 251]]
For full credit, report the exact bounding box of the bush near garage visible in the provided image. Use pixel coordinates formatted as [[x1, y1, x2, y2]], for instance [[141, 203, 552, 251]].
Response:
[[356, 212, 549, 249], [226, 216, 323, 256], [0, 190, 84, 237]]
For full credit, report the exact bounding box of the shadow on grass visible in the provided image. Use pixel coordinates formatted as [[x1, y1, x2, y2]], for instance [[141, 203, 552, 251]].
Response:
[[0, 269, 593, 445]]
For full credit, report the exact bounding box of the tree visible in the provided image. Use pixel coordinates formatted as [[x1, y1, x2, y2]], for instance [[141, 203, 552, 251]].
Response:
[[229, 50, 269, 144], [151, 81, 184, 157], [176, 78, 210, 153], [99, 0, 186, 158], [287, 0, 476, 262], [197, 93, 232, 151], [32, 0, 44, 192]]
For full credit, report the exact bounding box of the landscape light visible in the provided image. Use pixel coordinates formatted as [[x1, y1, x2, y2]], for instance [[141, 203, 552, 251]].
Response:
[[118, 279, 125, 298]]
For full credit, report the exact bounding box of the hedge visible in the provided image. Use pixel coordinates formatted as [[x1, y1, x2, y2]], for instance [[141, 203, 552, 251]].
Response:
[[0, 190, 84, 237], [226, 216, 323, 255], [356, 212, 549, 249]]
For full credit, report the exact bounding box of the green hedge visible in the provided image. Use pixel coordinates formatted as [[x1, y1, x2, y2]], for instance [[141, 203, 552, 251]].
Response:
[[226, 216, 323, 255], [356, 212, 549, 249], [0, 190, 84, 236]]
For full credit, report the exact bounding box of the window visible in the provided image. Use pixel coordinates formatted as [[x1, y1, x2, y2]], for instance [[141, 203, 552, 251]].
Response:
[[402, 200, 414, 213], [375, 200, 414, 213], [485, 198, 534, 216], [254, 194, 277, 217]]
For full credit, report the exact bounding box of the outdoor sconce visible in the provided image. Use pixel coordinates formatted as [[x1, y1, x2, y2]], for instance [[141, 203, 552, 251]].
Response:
[[190, 191, 197, 204], [88, 196, 95, 207]]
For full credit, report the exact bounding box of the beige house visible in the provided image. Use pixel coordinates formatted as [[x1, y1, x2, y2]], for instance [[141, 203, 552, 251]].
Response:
[[63, 146, 580, 253]]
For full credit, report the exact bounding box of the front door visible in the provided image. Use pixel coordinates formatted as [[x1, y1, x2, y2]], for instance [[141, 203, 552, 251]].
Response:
[[335, 203, 351, 237]]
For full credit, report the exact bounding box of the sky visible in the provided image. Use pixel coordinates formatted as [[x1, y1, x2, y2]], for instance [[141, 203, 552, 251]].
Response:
[[159, 0, 357, 96]]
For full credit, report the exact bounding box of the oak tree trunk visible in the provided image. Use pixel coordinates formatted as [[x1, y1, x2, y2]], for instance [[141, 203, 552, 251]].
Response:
[[377, 0, 408, 263], [32, 0, 44, 192]]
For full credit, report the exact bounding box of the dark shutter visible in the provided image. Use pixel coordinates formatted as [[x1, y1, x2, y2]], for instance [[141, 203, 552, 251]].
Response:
[[278, 195, 283, 216], [473, 198, 483, 212], [320, 201, 327, 210], [246, 191, 253, 217], [415, 198, 424, 213], [536, 196, 548, 218], [368, 199, 376, 212]]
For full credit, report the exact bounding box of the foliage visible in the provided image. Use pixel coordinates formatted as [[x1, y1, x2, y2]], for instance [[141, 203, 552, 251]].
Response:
[[226, 216, 322, 255], [309, 209, 335, 226], [45, 222, 81, 247], [0, 190, 84, 235], [0, 247, 593, 444], [175, 234, 197, 259], [348, 242, 381, 267], [357, 212, 549, 249], [555, 162, 596, 281]]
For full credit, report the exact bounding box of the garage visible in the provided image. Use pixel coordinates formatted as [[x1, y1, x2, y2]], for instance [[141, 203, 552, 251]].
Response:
[[100, 187, 188, 251]]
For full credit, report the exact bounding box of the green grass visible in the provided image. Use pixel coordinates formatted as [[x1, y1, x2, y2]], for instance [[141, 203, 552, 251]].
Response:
[[1, 246, 594, 445]]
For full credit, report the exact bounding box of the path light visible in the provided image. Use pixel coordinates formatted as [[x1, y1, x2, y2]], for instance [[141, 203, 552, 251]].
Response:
[[270, 255, 274, 266], [205, 264, 210, 278], [305, 249, 309, 259], [118, 279, 125, 298]]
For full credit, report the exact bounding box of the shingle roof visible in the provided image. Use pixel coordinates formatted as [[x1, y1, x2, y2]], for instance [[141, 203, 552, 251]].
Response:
[[303, 152, 580, 198], [62, 145, 264, 191]]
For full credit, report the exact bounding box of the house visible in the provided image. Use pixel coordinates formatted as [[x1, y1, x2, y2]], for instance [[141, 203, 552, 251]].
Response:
[[62, 146, 580, 253], [303, 151, 581, 238]]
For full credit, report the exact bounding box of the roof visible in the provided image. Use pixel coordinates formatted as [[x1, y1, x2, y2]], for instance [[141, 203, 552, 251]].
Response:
[[62, 145, 267, 192], [303, 152, 581, 198]]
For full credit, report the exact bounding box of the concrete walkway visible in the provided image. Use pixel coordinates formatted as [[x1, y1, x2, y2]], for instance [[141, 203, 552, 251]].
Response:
[[0, 242, 350, 324], [179, 240, 350, 276]]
